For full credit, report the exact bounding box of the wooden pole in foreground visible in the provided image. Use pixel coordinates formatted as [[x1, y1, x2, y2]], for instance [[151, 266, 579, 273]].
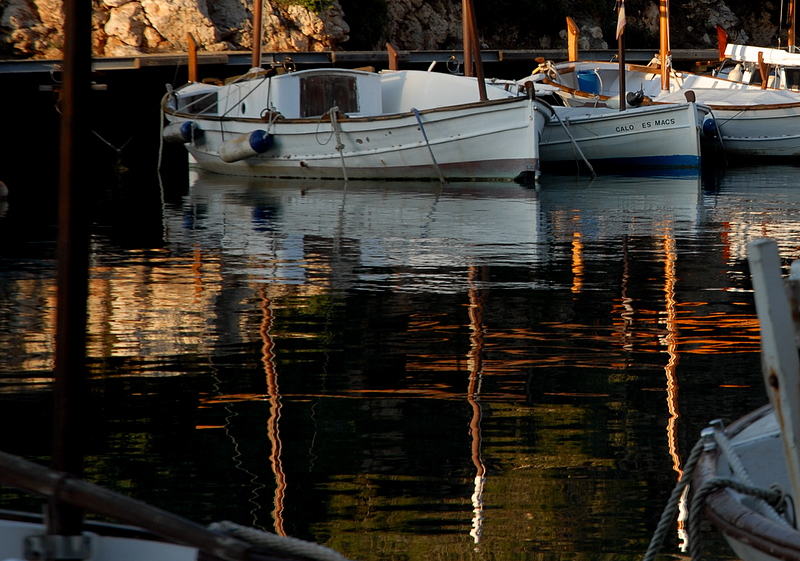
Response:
[[52, 0, 91, 539], [747, 239, 800, 524], [789, 0, 796, 52]]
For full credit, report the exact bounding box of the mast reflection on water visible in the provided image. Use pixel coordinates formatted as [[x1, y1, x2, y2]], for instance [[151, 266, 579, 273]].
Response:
[[2, 167, 799, 560]]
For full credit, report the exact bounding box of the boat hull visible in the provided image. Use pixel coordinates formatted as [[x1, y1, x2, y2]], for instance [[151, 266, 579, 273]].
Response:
[[163, 70, 550, 182], [540, 102, 705, 170], [694, 405, 800, 561], [536, 60, 800, 160]]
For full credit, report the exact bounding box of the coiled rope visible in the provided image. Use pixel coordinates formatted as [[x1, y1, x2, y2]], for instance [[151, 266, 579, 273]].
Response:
[[688, 478, 787, 561], [209, 520, 354, 561], [643, 422, 794, 561]]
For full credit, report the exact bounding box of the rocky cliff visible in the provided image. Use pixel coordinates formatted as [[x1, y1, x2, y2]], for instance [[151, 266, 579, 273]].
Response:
[[0, 0, 792, 60]]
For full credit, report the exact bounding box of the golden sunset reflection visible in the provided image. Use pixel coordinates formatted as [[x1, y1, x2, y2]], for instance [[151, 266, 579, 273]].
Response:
[[7, 169, 800, 561]]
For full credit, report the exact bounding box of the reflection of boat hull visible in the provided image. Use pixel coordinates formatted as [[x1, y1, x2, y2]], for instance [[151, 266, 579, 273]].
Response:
[[540, 103, 706, 170]]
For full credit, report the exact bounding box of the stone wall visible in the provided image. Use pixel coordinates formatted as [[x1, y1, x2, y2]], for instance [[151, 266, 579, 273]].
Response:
[[0, 0, 790, 60]]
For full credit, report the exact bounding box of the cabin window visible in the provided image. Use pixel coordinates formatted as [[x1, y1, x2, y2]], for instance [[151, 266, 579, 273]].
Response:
[[179, 93, 217, 115], [785, 69, 800, 91], [300, 75, 358, 117]]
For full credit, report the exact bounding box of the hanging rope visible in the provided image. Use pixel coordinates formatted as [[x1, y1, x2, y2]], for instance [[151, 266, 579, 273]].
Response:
[[548, 109, 596, 178], [412, 108, 446, 184], [642, 438, 704, 561], [328, 107, 348, 182]]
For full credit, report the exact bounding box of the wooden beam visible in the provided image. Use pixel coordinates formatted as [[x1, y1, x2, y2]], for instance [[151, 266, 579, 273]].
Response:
[[567, 17, 579, 61], [747, 239, 800, 522], [187, 33, 198, 82], [386, 42, 399, 70], [759, 50, 768, 89]]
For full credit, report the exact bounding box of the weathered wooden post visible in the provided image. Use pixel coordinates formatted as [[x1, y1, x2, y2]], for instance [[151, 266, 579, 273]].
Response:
[[52, 0, 91, 543], [567, 17, 579, 61], [188, 33, 198, 82]]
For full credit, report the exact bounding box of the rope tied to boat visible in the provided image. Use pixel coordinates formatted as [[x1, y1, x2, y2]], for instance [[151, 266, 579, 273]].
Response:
[[642, 438, 704, 561], [209, 520, 355, 561], [643, 419, 795, 561], [688, 478, 790, 560], [327, 107, 348, 182], [411, 108, 446, 184]]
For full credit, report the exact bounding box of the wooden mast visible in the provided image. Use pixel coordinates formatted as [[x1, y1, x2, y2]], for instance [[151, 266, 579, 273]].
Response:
[[251, 0, 263, 69], [462, 0, 473, 76], [617, 0, 626, 111], [659, 0, 670, 91], [462, 0, 487, 101], [789, 0, 797, 52]]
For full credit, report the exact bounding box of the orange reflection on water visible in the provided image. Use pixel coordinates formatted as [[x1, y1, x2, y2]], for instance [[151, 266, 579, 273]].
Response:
[[571, 231, 583, 294]]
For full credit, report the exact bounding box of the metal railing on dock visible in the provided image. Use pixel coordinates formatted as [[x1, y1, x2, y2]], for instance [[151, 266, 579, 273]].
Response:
[[0, 48, 720, 75]]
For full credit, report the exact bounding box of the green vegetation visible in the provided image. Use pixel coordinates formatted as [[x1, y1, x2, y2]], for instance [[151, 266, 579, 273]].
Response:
[[283, 0, 335, 14]]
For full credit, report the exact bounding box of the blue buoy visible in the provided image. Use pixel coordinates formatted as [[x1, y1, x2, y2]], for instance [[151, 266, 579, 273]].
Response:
[[702, 116, 719, 139], [163, 121, 202, 143], [219, 130, 274, 163], [249, 130, 273, 153]]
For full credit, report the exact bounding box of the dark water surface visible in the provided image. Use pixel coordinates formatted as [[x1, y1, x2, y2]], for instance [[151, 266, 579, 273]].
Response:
[[2, 164, 800, 560]]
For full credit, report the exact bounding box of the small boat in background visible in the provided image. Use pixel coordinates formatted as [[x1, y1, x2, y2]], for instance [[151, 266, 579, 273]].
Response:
[[522, 5, 709, 174], [535, 97, 710, 172]]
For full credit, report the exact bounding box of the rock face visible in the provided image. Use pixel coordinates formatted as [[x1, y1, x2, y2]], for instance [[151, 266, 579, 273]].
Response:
[[0, 0, 791, 59], [0, 0, 352, 58]]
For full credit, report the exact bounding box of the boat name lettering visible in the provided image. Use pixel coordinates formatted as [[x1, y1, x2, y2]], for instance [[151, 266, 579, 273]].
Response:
[[615, 118, 677, 133]]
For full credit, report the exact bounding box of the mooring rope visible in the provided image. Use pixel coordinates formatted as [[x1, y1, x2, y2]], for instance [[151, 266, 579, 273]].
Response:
[[412, 108, 446, 184], [687, 477, 787, 561], [328, 107, 348, 182], [643, 422, 794, 561], [548, 109, 596, 178], [642, 438, 704, 561], [209, 520, 354, 561]]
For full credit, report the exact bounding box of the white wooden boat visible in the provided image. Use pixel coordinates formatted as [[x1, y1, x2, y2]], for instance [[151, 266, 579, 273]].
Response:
[[539, 101, 709, 171], [645, 238, 800, 561], [531, 60, 800, 159], [162, 67, 553, 183]]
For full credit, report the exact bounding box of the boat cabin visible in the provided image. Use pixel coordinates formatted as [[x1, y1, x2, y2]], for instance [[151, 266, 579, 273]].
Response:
[[717, 44, 800, 91]]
